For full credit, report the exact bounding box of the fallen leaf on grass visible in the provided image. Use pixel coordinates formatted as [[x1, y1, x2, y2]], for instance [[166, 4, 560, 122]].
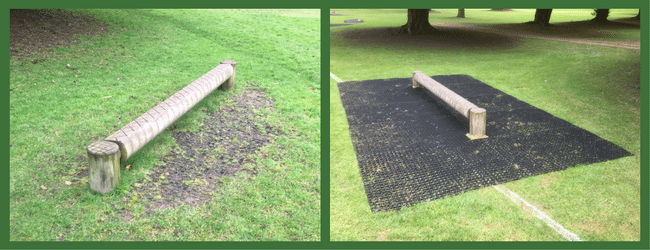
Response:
[[65, 181, 72, 186], [40, 185, 47, 190]]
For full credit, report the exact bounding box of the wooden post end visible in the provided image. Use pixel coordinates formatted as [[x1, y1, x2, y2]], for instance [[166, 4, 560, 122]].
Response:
[[467, 108, 488, 139], [219, 60, 237, 90], [87, 141, 121, 194], [412, 71, 423, 88]]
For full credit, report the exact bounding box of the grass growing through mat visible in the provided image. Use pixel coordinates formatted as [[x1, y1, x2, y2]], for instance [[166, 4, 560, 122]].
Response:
[[10, 9, 320, 241], [330, 9, 639, 241]]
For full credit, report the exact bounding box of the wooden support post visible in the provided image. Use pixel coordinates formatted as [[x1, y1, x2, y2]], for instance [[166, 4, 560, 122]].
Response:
[[219, 60, 237, 90], [468, 108, 488, 139], [87, 141, 121, 193], [412, 71, 423, 88]]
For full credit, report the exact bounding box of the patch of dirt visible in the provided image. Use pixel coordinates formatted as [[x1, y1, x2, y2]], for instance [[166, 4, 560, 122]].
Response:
[[120, 88, 275, 215], [539, 172, 557, 188], [374, 230, 391, 241], [576, 219, 606, 235], [10, 9, 108, 57], [338, 26, 522, 50]]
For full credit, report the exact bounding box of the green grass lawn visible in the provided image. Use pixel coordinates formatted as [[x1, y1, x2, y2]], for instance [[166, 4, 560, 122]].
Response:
[[10, 9, 320, 241], [330, 9, 640, 241]]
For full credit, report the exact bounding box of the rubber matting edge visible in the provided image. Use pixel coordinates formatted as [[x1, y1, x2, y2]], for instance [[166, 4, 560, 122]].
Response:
[[338, 75, 632, 212]]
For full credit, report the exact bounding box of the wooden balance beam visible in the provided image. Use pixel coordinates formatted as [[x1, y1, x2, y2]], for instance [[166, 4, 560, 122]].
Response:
[[412, 71, 487, 140], [87, 60, 237, 193]]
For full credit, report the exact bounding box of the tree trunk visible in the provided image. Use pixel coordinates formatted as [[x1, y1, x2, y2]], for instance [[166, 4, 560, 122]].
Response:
[[532, 9, 553, 26], [397, 9, 437, 35], [457, 9, 465, 18], [593, 9, 610, 22]]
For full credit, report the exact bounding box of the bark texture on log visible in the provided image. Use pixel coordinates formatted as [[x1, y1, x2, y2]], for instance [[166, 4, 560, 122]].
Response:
[[105, 62, 235, 162]]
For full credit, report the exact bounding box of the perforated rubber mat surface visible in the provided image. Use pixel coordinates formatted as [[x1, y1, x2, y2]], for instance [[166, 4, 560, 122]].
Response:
[[338, 75, 632, 212]]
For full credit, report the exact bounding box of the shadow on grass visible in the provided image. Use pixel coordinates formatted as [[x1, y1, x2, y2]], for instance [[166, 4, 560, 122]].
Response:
[[338, 26, 522, 50], [10, 9, 108, 57], [488, 18, 640, 39]]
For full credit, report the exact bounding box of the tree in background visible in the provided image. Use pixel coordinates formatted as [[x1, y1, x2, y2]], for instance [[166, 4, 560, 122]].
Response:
[[457, 9, 465, 18], [397, 9, 437, 35], [592, 9, 610, 22], [530, 9, 553, 26]]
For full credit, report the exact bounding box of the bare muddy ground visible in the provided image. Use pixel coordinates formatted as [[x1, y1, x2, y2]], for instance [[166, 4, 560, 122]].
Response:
[[119, 88, 275, 217], [10, 9, 108, 57]]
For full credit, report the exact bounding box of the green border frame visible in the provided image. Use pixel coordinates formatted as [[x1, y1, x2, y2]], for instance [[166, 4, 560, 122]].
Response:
[[3, 0, 648, 249], [325, 1, 647, 249]]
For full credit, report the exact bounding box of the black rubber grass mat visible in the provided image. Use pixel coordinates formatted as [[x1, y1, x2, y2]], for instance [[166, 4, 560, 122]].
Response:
[[338, 75, 632, 212]]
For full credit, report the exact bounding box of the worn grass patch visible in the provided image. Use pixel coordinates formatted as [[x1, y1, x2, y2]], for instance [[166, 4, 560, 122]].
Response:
[[10, 9, 320, 241]]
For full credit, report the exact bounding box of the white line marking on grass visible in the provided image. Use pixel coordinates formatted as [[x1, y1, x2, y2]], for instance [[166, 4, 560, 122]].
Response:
[[493, 184, 582, 241], [330, 72, 343, 83]]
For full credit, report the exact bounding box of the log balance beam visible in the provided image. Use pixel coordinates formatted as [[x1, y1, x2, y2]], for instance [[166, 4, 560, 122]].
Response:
[[87, 60, 237, 193], [412, 71, 488, 140]]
